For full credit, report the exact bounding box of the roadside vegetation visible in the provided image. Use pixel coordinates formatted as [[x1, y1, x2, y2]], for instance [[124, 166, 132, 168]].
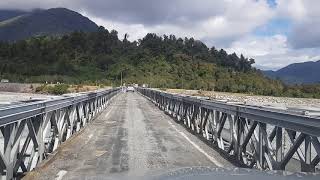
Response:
[[34, 84, 106, 95], [35, 84, 70, 95], [0, 26, 319, 98]]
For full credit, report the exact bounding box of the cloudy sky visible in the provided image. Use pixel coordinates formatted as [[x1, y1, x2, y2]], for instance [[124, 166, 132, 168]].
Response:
[[1, 0, 319, 70]]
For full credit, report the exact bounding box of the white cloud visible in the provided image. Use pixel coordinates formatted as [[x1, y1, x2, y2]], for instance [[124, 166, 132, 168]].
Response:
[[276, 0, 307, 20], [84, 0, 274, 47], [255, 51, 320, 70], [276, 0, 320, 48], [0, 0, 275, 47], [226, 34, 288, 57], [2, 0, 320, 70], [226, 34, 320, 70], [84, 0, 320, 71], [86, 15, 148, 41]]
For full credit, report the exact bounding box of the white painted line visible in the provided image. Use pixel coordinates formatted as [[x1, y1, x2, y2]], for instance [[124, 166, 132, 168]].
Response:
[[104, 93, 121, 119], [104, 106, 113, 118], [168, 121, 224, 167], [84, 133, 93, 144], [55, 170, 67, 180]]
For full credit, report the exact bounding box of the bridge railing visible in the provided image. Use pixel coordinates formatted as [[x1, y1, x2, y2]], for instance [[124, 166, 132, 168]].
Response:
[[137, 88, 320, 172], [0, 88, 120, 179]]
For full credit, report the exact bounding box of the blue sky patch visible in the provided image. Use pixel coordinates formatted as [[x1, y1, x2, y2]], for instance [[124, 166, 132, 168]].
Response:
[[266, 0, 277, 8], [254, 18, 291, 37]]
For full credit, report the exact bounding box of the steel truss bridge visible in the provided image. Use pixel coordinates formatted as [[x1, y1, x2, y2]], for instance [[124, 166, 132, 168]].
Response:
[[0, 88, 119, 179], [0, 87, 319, 179], [137, 88, 320, 172]]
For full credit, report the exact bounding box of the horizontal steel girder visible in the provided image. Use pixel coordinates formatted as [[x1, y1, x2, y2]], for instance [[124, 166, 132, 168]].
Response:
[[0, 88, 120, 179], [137, 88, 320, 173]]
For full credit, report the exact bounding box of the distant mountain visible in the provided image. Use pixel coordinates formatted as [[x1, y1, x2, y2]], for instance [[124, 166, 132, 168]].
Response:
[[263, 60, 320, 84], [0, 8, 98, 41], [0, 9, 27, 21]]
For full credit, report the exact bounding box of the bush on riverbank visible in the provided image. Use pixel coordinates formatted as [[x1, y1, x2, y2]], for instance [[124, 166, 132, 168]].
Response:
[[35, 84, 69, 95]]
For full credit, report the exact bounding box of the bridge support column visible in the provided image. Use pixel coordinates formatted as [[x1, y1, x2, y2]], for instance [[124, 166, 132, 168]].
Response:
[[257, 122, 266, 169], [274, 127, 284, 170], [301, 136, 314, 172]]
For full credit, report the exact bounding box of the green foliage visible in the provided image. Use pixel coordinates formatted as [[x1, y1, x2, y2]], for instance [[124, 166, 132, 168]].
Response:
[[47, 84, 70, 95], [282, 84, 320, 98], [35, 84, 69, 95], [0, 28, 319, 98], [35, 84, 47, 93]]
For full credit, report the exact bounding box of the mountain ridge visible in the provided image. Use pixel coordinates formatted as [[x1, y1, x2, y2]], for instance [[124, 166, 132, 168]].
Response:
[[0, 8, 99, 41], [0, 9, 27, 21], [263, 60, 320, 84]]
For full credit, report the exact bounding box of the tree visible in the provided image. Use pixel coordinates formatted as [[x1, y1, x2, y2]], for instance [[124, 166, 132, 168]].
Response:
[[2, 27, 318, 98]]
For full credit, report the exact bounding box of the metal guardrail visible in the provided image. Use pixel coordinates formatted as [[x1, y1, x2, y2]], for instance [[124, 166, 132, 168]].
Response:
[[0, 88, 120, 179], [137, 88, 320, 172]]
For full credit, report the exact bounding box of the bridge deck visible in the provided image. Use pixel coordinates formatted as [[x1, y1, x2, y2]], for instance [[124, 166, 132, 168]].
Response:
[[25, 92, 231, 179]]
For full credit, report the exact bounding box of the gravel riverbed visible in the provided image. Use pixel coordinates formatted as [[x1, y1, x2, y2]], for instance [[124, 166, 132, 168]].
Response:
[[165, 89, 320, 115]]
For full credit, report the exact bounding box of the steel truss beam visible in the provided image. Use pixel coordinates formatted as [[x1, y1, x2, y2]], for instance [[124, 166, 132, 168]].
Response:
[[0, 88, 119, 179], [137, 88, 320, 173]]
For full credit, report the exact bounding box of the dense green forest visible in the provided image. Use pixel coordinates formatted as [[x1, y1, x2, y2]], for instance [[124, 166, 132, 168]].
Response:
[[0, 26, 319, 98]]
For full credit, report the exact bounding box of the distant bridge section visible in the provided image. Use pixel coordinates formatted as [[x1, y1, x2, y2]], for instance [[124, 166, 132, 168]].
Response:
[[137, 88, 320, 172], [0, 88, 119, 179]]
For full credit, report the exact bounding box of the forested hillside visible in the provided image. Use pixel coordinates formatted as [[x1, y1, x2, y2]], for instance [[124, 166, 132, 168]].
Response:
[[0, 27, 319, 98]]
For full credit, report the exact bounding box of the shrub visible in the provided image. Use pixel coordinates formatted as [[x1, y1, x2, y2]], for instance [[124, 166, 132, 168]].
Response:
[[35, 84, 47, 92], [35, 84, 69, 95], [47, 84, 70, 95]]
